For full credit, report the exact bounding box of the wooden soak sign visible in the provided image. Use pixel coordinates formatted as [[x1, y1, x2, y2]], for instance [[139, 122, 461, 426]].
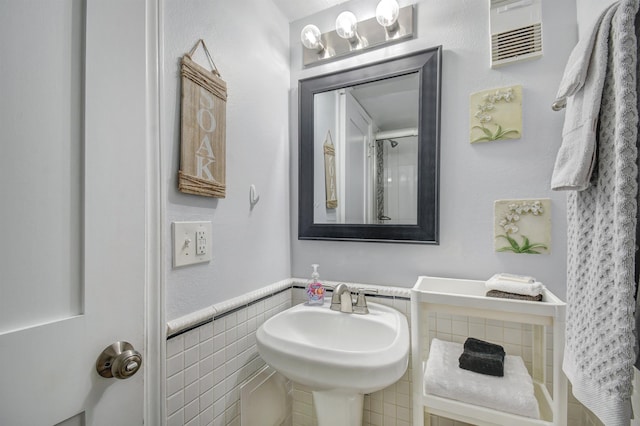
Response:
[[323, 131, 337, 209], [178, 40, 227, 198]]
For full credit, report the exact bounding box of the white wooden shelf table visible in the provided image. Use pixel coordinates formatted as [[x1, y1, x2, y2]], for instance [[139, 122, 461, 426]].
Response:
[[411, 276, 567, 426]]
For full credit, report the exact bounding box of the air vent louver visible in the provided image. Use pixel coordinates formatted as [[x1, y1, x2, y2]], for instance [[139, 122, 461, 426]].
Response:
[[489, 0, 543, 68], [491, 23, 542, 66]]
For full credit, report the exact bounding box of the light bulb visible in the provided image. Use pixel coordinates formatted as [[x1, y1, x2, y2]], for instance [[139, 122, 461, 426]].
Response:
[[335, 11, 358, 40], [301, 24, 323, 51], [376, 0, 400, 28]]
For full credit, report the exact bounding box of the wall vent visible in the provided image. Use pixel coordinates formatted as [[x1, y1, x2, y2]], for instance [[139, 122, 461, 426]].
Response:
[[490, 0, 543, 68]]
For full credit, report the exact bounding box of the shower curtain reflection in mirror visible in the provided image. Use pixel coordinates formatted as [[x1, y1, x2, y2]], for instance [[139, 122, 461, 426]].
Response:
[[375, 135, 418, 224]]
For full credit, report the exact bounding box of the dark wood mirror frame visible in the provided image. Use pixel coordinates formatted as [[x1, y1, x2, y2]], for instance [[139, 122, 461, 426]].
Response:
[[298, 46, 441, 243]]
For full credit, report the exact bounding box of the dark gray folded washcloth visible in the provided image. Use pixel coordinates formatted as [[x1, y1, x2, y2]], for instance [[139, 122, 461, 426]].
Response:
[[464, 337, 506, 355], [486, 289, 543, 301], [459, 337, 505, 377]]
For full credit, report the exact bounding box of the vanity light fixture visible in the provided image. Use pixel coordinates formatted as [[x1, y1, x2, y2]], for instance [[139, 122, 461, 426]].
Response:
[[301, 24, 324, 52], [301, 0, 415, 67], [376, 0, 401, 36], [335, 11, 366, 49]]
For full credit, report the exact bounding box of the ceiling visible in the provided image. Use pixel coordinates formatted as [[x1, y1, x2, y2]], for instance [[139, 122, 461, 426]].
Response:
[[350, 73, 420, 133], [272, 0, 349, 22]]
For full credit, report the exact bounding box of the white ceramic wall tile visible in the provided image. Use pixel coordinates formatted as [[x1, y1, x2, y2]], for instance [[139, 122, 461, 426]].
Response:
[[166, 288, 293, 426], [167, 370, 183, 396], [468, 323, 486, 339], [184, 345, 198, 368], [167, 352, 184, 378], [167, 390, 184, 417], [167, 334, 184, 357], [451, 319, 468, 337], [167, 409, 183, 426], [436, 317, 452, 334]]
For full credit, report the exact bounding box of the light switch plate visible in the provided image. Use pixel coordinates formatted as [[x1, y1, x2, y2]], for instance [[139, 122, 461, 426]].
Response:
[[172, 221, 212, 267]]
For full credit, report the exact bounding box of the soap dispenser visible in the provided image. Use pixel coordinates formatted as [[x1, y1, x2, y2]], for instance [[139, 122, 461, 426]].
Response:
[[306, 264, 325, 305]]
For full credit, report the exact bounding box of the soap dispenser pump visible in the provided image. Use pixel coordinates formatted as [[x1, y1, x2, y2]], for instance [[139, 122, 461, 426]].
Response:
[[306, 264, 325, 306]]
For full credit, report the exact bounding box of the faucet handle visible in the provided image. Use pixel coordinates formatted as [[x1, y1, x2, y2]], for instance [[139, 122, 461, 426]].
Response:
[[353, 288, 378, 314]]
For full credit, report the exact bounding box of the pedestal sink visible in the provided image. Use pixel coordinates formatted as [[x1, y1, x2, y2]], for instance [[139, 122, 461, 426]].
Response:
[[256, 299, 409, 426]]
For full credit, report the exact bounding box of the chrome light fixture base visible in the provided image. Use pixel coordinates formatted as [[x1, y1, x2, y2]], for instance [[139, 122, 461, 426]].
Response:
[[302, 5, 415, 68]]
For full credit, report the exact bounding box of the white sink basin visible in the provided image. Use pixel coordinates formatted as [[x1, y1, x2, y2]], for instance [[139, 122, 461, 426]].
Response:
[[256, 299, 409, 395]]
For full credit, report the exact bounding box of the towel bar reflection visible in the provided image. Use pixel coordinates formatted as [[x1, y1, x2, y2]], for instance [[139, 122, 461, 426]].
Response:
[[551, 99, 566, 111]]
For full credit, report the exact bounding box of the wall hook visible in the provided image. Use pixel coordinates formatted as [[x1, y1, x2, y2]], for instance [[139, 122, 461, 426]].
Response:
[[249, 184, 260, 207]]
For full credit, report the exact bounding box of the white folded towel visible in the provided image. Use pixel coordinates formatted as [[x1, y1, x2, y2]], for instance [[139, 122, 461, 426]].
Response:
[[485, 274, 545, 297], [551, 3, 618, 191], [424, 338, 540, 419], [553, 2, 617, 104], [493, 273, 535, 284]]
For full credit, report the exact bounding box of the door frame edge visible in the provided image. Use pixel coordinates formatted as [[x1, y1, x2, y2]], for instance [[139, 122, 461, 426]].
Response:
[[144, 0, 165, 424]]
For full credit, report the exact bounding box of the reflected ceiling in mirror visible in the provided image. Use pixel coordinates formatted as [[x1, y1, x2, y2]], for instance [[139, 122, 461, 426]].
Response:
[[299, 47, 441, 243]]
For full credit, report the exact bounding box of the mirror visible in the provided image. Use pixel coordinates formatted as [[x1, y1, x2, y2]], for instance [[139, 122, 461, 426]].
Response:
[[299, 46, 441, 243], [313, 73, 420, 225]]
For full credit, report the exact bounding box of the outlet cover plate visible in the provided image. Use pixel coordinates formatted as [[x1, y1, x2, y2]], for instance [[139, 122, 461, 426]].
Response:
[[172, 221, 212, 267]]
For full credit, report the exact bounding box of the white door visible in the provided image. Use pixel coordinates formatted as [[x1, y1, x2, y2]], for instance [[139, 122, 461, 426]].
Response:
[[0, 1, 149, 425], [339, 91, 374, 224]]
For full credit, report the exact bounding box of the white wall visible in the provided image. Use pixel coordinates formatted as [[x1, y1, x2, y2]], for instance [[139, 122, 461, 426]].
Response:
[[576, 0, 617, 38], [290, 0, 577, 300], [162, 0, 291, 321]]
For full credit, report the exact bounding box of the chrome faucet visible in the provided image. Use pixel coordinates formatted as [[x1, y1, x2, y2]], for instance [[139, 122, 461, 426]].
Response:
[[330, 284, 378, 314], [330, 283, 353, 313]]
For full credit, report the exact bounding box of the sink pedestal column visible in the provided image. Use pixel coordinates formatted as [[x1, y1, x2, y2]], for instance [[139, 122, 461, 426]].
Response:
[[312, 390, 364, 426]]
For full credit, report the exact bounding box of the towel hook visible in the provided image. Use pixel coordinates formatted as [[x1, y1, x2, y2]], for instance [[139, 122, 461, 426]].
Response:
[[249, 184, 260, 207]]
